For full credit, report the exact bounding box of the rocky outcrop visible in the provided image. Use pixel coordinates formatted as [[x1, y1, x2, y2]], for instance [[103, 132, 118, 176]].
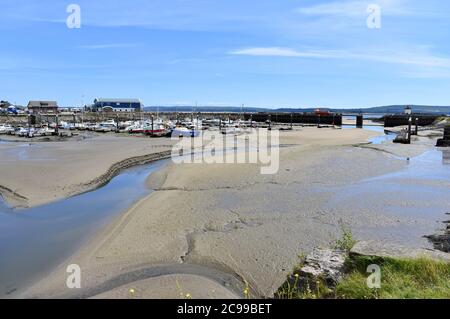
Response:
[[350, 240, 450, 263], [426, 218, 450, 253], [278, 241, 449, 298], [280, 248, 347, 295], [299, 248, 347, 286]]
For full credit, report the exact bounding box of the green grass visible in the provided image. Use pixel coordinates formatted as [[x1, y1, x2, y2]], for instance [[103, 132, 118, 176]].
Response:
[[277, 256, 450, 299], [277, 227, 450, 299], [336, 256, 450, 299], [333, 225, 357, 252]]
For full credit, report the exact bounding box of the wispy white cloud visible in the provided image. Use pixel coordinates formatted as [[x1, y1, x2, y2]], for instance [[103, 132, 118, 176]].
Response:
[[229, 46, 450, 69], [297, 0, 416, 17], [230, 47, 323, 57]]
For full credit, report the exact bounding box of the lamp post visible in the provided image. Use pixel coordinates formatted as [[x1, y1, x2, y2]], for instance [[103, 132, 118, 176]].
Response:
[[407, 117, 412, 144], [151, 115, 154, 137]]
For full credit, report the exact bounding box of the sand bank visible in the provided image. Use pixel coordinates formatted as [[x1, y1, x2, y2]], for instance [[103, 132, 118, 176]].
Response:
[[0, 134, 176, 208], [18, 127, 448, 299]]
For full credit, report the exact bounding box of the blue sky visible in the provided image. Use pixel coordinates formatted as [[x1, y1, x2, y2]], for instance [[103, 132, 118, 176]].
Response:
[[1, 0, 450, 108]]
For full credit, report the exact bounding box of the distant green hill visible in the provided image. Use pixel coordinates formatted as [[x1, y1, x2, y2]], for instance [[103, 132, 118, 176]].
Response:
[[338, 105, 450, 114], [144, 106, 267, 113], [145, 105, 450, 115]]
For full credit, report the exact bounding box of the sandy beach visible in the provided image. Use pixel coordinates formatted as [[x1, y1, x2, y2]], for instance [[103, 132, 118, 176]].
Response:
[[7, 126, 446, 299]]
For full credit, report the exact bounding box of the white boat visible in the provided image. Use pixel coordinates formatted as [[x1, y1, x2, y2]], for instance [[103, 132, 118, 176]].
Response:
[[172, 126, 200, 138], [143, 123, 171, 137], [118, 121, 135, 130], [35, 126, 55, 136], [58, 121, 68, 129], [221, 126, 242, 135], [75, 123, 87, 130], [85, 123, 97, 131], [95, 125, 111, 133], [94, 120, 117, 132], [5, 125, 16, 135], [128, 119, 159, 134], [16, 127, 32, 137], [123, 122, 142, 133], [0, 124, 14, 135], [190, 119, 203, 130], [100, 120, 117, 129]]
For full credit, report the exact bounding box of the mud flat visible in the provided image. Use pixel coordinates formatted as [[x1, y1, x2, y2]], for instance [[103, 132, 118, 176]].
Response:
[[16, 127, 450, 299], [0, 134, 176, 208]]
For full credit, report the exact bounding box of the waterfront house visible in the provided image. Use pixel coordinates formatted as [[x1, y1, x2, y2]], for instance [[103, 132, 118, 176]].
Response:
[[92, 98, 143, 112], [27, 101, 59, 114], [0, 100, 11, 109]]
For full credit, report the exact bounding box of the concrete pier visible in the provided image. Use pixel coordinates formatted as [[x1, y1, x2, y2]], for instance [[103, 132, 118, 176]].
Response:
[[384, 114, 440, 127], [356, 115, 363, 128], [436, 126, 450, 147], [243, 113, 342, 126]]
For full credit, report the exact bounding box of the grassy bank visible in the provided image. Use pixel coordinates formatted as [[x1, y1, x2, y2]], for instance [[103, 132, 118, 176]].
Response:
[[277, 255, 450, 299], [339, 256, 450, 299]]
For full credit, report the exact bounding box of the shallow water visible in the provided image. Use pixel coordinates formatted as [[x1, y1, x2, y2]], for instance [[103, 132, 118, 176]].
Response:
[[0, 160, 167, 297], [322, 149, 450, 247], [342, 124, 396, 145]]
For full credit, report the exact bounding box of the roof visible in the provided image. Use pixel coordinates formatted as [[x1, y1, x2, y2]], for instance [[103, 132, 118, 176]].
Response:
[[94, 98, 141, 104], [27, 101, 58, 108]]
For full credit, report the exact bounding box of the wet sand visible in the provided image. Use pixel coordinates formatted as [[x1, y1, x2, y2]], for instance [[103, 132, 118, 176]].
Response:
[[0, 134, 176, 208], [11, 127, 450, 299]]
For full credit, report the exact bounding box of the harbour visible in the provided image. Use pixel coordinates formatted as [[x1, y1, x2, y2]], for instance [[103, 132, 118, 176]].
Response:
[[2, 0, 450, 304], [1, 120, 449, 298]]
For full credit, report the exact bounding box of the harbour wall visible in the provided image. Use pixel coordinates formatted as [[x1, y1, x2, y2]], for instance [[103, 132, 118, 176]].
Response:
[[1, 112, 343, 126], [384, 115, 440, 127]]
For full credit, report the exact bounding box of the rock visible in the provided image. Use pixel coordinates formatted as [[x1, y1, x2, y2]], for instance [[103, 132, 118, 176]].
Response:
[[277, 248, 347, 297], [426, 232, 450, 253], [393, 130, 410, 144], [350, 240, 450, 263], [299, 248, 347, 286]]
